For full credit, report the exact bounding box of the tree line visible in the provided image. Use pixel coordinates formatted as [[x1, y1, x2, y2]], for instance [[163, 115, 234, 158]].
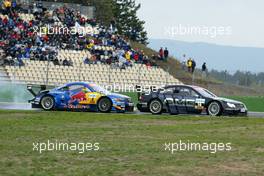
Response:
[[209, 70, 264, 87]]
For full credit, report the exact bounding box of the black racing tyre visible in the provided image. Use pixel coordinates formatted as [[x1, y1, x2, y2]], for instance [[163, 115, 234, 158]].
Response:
[[40, 96, 55, 111], [97, 97, 112, 113], [149, 99, 163, 115], [207, 101, 222, 116]]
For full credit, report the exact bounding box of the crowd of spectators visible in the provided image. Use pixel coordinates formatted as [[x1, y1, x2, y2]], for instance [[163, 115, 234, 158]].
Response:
[[180, 54, 208, 78], [0, 0, 154, 69], [186, 58, 196, 73]]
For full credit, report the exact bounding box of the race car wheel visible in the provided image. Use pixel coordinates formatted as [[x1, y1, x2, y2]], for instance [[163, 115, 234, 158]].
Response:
[[97, 97, 112, 113], [41, 96, 55, 111], [208, 101, 222, 116], [149, 99, 163, 115]]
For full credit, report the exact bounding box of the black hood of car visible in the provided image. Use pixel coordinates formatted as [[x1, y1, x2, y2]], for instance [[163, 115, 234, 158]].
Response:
[[213, 97, 243, 104]]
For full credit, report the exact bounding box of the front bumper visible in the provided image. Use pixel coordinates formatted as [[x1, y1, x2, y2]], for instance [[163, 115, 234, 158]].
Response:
[[114, 102, 134, 112], [125, 104, 134, 112], [223, 108, 248, 116], [137, 102, 149, 112]]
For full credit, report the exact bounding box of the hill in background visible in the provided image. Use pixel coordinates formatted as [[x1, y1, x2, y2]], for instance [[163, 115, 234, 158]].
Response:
[[132, 41, 264, 96], [149, 39, 264, 73]]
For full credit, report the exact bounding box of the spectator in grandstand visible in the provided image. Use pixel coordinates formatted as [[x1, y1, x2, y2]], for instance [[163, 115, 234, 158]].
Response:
[[187, 58, 192, 73], [125, 50, 131, 61], [83, 57, 90, 64], [6, 56, 14, 66], [86, 40, 94, 50], [91, 55, 97, 64], [11, 0, 19, 12], [53, 58, 60, 65], [105, 56, 112, 65], [62, 59, 69, 66], [134, 52, 139, 62], [3, 58, 10, 65], [110, 18, 117, 33], [143, 55, 155, 67], [32, 2, 44, 19], [124, 60, 132, 67], [159, 47, 164, 60], [164, 47, 169, 61], [87, 18, 96, 27], [138, 50, 144, 63], [2, 0, 12, 15], [17, 57, 24, 67]]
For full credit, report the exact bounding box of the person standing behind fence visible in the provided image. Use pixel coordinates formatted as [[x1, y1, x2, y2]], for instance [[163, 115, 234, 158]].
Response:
[[159, 47, 164, 60], [164, 47, 169, 61], [202, 62, 207, 79], [187, 58, 192, 73]]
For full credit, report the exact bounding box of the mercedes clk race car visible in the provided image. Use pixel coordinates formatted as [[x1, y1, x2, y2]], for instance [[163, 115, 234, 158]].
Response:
[[137, 85, 247, 116], [28, 82, 134, 113]]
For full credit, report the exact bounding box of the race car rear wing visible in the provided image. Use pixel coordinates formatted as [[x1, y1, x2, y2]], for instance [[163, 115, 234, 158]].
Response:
[[27, 84, 48, 97]]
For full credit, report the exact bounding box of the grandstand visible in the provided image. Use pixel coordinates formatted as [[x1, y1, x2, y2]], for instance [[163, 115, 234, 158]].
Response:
[[3, 56, 180, 87], [0, 0, 182, 88]]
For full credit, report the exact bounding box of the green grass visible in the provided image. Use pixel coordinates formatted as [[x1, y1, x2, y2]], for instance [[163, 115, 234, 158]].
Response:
[[227, 96, 264, 112], [0, 110, 264, 175]]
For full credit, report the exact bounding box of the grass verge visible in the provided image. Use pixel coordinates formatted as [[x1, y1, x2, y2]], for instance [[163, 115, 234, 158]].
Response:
[[0, 110, 264, 175]]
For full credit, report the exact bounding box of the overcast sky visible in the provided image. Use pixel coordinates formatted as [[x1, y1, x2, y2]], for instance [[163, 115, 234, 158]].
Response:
[[136, 0, 264, 48]]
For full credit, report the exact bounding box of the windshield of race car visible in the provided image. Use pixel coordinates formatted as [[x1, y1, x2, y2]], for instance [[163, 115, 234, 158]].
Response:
[[89, 84, 110, 94], [194, 87, 217, 98]]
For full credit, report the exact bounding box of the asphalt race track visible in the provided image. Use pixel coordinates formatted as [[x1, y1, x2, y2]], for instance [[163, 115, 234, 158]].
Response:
[[0, 102, 263, 118], [0, 102, 32, 110]]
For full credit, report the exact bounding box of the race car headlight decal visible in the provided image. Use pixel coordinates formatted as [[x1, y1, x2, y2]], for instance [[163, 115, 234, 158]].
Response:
[[113, 98, 125, 102], [227, 102, 236, 108]]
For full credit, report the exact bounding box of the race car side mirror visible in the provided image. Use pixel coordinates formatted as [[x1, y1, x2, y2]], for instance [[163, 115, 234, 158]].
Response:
[[27, 84, 32, 90]]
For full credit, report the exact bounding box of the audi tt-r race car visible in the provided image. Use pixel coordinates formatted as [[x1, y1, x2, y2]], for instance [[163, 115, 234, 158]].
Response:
[[28, 82, 134, 113], [137, 85, 247, 116]]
